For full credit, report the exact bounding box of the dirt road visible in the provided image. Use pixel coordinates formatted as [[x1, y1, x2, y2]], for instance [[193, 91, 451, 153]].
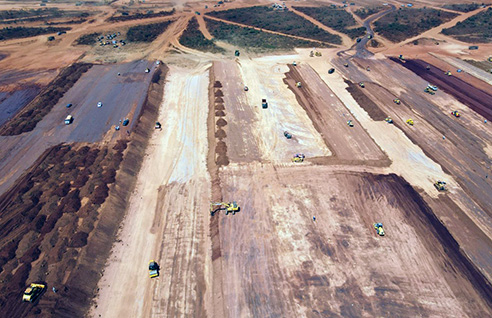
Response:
[[91, 64, 212, 318]]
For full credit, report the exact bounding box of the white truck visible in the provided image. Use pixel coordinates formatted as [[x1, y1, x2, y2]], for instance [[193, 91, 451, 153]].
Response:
[[65, 115, 73, 125]]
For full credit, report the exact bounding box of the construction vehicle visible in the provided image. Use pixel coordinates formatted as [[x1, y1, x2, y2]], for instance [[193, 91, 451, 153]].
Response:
[[373, 223, 385, 236], [145, 68, 150, 73], [398, 54, 405, 61], [296, 82, 302, 88], [393, 98, 401, 105], [210, 202, 240, 216], [262, 99, 268, 109], [97, 101, 103, 108], [427, 84, 438, 91], [155, 121, 162, 129], [356, 38, 361, 43], [66, 103, 72, 108], [445, 71, 452, 76], [368, 34, 373, 39], [343, 63, 349, 68], [122, 118, 130, 126], [457, 69, 463, 73], [385, 117, 393, 124], [424, 87, 435, 95], [235, 50, 240, 57], [310, 51, 314, 57], [359, 82, 365, 88], [23, 283, 46, 302], [292, 153, 305, 163], [284, 131, 292, 139], [366, 66, 371, 71], [426, 65, 431, 70], [451, 110, 460, 118], [315, 51, 322, 57], [347, 120, 354, 127], [292, 61, 297, 66], [65, 115, 73, 125], [244, 86, 249, 91], [406, 119, 414, 126], [434, 180, 447, 191], [488, 57, 492, 62], [149, 260, 159, 278], [328, 68, 335, 74]]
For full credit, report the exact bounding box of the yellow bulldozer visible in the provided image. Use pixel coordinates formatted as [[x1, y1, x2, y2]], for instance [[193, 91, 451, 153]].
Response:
[[23, 283, 46, 302], [434, 180, 447, 191], [292, 153, 305, 163], [210, 201, 240, 216], [406, 119, 414, 126]]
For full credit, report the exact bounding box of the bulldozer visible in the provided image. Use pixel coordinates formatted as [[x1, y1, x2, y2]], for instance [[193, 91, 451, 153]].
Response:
[[434, 180, 447, 191], [292, 153, 305, 163], [374, 223, 385, 236], [149, 260, 160, 278], [393, 98, 401, 105], [23, 283, 46, 302], [451, 110, 460, 118], [385, 117, 393, 124], [210, 202, 240, 216], [406, 119, 414, 126]]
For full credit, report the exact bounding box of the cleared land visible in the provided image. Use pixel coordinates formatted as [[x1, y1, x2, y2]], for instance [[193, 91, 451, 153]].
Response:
[[293, 6, 366, 39], [206, 6, 342, 44], [374, 7, 458, 42], [441, 7, 492, 42]]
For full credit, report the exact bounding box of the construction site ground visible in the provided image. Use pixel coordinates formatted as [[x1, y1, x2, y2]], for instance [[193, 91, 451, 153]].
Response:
[[1, 1, 492, 317]]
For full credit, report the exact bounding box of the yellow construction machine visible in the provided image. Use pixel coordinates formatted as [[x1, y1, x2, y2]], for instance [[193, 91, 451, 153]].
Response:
[[210, 201, 240, 216], [23, 283, 46, 302], [149, 260, 160, 278], [393, 98, 401, 105], [445, 71, 452, 76], [406, 119, 414, 126], [292, 153, 305, 163], [385, 117, 393, 124], [434, 180, 447, 191], [315, 51, 322, 57]]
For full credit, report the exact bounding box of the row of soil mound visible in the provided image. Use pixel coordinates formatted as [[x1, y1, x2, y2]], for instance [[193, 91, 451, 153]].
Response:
[[214, 81, 229, 166]]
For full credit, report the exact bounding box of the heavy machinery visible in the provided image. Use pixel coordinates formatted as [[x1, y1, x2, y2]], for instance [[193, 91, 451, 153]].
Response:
[[310, 51, 314, 57], [368, 34, 373, 39], [366, 66, 371, 71], [292, 153, 305, 163], [343, 63, 349, 68], [398, 54, 405, 61], [426, 65, 431, 70], [284, 131, 292, 139], [406, 119, 414, 126], [488, 57, 492, 62], [23, 283, 46, 302], [122, 118, 130, 126], [356, 38, 361, 43], [359, 82, 365, 88], [149, 260, 159, 278], [385, 117, 393, 124], [427, 84, 438, 91], [373, 223, 385, 236], [293, 61, 297, 66], [65, 115, 73, 125], [328, 68, 335, 74], [347, 120, 354, 127], [235, 50, 240, 57], [296, 82, 302, 88], [244, 86, 249, 91], [262, 99, 268, 109], [434, 180, 447, 191], [424, 87, 435, 95], [155, 121, 162, 129], [210, 202, 240, 216], [451, 110, 460, 118], [145, 68, 150, 73], [445, 71, 452, 76], [393, 98, 401, 105], [315, 51, 322, 57]]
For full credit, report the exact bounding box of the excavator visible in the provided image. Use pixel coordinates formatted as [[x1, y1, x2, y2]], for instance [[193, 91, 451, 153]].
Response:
[[292, 153, 305, 163], [406, 119, 414, 126], [451, 110, 460, 117], [210, 201, 240, 216], [434, 180, 447, 191], [374, 223, 385, 236]]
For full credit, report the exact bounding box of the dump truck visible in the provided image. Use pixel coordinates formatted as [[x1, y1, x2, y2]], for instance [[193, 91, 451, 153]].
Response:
[[359, 82, 365, 88], [65, 115, 73, 125], [296, 82, 302, 88], [427, 84, 438, 91], [328, 68, 335, 74], [445, 71, 452, 76], [424, 87, 435, 95], [149, 260, 159, 278], [393, 98, 401, 105], [406, 119, 414, 126], [451, 110, 460, 118], [434, 180, 446, 191], [284, 131, 292, 139], [155, 121, 162, 129], [374, 223, 385, 236], [292, 153, 305, 163], [210, 202, 240, 216], [23, 283, 46, 302], [385, 117, 393, 124], [66, 103, 72, 108], [315, 51, 322, 57], [343, 63, 349, 67], [262, 99, 268, 109]]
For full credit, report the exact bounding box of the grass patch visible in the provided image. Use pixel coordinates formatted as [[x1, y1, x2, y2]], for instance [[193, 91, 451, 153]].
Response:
[[354, 6, 383, 19], [107, 8, 175, 22], [293, 6, 366, 39], [374, 7, 458, 42], [441, 7, 492, 43], [0, 8, 91, 24], [205, 18, 331, 51], [442, 3, 482, 12], [179, 17, 224, 53], [126, 20, 173, 42], [0, 63, 92, 136], [207, 6, 341, 44], [75, 32, 100, 45], [0, 26, 70, 41]]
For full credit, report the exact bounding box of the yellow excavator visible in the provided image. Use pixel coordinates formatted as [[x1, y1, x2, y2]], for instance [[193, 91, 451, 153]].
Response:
[[210, 202, 240, 216], [23, 283, 46, 302], [406, 119, 414, 126]]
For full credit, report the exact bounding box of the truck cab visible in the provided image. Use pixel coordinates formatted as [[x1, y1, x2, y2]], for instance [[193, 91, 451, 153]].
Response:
[[65, 115, 73, 125]]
